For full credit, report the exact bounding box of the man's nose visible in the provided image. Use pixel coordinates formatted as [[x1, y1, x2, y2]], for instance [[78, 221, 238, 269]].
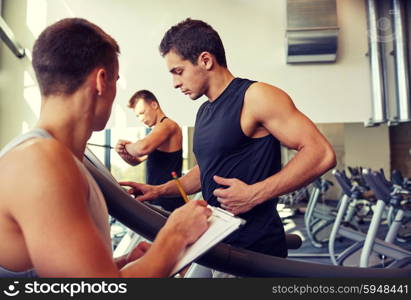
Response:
[[173, 76, 182, 89]]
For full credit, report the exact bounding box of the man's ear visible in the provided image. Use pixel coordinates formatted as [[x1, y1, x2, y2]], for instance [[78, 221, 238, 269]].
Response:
[[95, 68, 107, 96], [198, 51, 214, 71], [151, 101, 159, 110]]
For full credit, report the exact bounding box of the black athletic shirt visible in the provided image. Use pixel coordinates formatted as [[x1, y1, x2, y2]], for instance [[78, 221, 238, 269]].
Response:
[[193, 77, 287, 257], [146, 122, 185, 211]]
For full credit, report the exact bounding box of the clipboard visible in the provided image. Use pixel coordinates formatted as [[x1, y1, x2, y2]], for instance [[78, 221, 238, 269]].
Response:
[[170, 206, 246, 276]]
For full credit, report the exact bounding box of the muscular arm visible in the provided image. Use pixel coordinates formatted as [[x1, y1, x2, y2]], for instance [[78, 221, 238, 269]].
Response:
[[3, 139, 207, 277], [115, 139, 147, 166], [120, 152, 148, 166], [251, 83, 336, 200], [215, 82, 336, 214], [121, 165, 201, 202], [126, 122, 178, 157]]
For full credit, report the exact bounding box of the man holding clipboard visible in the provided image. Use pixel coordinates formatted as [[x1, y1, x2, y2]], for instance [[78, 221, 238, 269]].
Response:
[[0, 18, 213, 278], [121, 19, 336, 277]]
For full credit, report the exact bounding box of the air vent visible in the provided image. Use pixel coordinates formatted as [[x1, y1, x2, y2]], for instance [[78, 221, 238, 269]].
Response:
[[286, 0, 339, 63]]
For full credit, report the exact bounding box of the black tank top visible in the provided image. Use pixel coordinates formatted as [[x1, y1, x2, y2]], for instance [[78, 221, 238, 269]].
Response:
[[146, 149, 185, 211], [193, 78, 286, 257]]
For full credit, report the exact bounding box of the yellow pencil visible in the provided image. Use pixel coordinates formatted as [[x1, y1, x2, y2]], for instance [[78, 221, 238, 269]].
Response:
[[171, 171, 189, 203]]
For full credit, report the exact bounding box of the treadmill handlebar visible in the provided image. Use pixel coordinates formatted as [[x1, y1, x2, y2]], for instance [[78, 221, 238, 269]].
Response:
[[85, 150, 411, 278]]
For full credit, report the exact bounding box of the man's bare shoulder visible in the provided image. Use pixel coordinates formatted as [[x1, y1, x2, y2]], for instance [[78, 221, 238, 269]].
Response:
[[0, 138, 87, 209], [247, 82, 291, 102], [166, 118, 181, 132], [1, 138, 74, 170], [244, 82, 296, 118], [156, 117, 181, 134]]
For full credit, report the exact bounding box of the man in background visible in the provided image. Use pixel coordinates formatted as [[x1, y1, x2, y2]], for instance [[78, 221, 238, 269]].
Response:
[[116, 90, 185, 211]]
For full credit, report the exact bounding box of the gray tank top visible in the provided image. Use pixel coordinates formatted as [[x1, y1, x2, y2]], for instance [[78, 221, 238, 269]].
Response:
[[0, 128, 112, 277]]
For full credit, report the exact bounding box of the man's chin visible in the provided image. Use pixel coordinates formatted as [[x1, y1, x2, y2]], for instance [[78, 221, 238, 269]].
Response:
[[93, 124, 107, 132], [189, 94, 201, 100], [92, 118, 110, 132]]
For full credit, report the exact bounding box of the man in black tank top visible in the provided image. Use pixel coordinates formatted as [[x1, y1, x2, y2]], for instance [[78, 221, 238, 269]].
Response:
[[115, 90, 185, 211], [123, 19, 336, 265]]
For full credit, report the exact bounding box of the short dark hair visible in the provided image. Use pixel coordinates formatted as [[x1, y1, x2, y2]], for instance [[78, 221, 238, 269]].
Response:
[[32, 18, 120, 96], [128, 90, 159, 109], [159, 18, 227, 67]]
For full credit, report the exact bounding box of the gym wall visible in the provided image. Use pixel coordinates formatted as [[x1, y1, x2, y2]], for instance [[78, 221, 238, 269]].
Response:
[[0, 0, 399, 181]]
